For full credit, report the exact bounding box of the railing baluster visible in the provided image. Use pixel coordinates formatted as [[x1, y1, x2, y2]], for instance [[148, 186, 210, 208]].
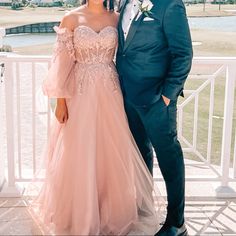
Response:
[[5, 59, 16, 188], [47, 61, 51, 139], [207, 78, 215, 163], [233, 130, 236, 179], [193, 94, 199, 151], [0, 61, 4, 188], [16, 62, 22, 179], [32, 62, 36, 175], [177, 106, 183, 140], [220, 65, 236, 187]]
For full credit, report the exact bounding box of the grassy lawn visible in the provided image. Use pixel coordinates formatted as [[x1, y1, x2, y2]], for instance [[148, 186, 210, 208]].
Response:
[[0, 6, 67, 28], [186, 3, 236, 17], [182, 74, 236, 165], [14, 43, 54, 55], [191, 29, 236, 57]]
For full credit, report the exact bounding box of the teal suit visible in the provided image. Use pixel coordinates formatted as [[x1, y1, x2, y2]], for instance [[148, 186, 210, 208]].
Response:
[[116, 0, 193, 105], [116, 0, 193, 227]]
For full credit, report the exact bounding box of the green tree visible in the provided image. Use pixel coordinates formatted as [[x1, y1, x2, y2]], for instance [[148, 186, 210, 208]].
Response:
[[11, 0, 21, 9]]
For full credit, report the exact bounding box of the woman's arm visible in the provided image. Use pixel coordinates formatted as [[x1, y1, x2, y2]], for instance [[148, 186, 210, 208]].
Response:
[[54, 13, 78, 123]]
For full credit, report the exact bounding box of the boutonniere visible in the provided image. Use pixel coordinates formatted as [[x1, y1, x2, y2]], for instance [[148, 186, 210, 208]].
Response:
[[139, 0, 154, 17]]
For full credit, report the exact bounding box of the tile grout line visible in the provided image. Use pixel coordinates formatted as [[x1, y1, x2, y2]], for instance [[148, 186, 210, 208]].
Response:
[[202, 206, 224, 236]]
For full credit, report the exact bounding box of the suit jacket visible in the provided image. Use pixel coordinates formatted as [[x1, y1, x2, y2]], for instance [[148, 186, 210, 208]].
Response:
[[116, 0, 193, 106]]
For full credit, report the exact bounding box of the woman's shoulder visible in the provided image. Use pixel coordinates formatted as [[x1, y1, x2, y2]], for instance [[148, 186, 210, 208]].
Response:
[[60, 6, 86, 31], [68, 5, 87, 15]]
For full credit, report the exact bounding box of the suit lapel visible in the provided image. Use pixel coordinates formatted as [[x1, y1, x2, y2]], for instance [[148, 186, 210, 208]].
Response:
[[118, 0, 129, 50], [123, 13, 144, 52], [118, 0, 128, 12]]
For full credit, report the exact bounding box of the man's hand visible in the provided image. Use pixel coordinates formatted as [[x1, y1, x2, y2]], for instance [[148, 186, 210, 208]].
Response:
[[162, 95, 171, 106]]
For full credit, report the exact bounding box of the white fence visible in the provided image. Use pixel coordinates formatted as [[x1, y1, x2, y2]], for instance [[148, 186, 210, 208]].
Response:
[[0, 54, 236, 197]]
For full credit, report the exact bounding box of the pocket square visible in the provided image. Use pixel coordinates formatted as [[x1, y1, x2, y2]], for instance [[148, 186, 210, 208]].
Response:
[[135, 11, 143, 21], [143, 17, 154, 21]]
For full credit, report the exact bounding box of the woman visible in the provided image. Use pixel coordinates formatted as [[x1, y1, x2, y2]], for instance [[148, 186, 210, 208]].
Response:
[[29, 0, 163, 235]]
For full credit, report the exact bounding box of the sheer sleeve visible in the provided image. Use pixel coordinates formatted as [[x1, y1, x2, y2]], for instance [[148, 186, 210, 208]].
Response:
[[42, 26, 76, 98]]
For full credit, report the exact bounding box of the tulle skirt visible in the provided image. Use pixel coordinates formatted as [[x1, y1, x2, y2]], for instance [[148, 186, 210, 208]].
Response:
[[25, 67, 164, 235]]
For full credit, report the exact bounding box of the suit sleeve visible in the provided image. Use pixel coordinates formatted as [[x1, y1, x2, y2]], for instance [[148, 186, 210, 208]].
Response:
[[161, 0, 193, 100]]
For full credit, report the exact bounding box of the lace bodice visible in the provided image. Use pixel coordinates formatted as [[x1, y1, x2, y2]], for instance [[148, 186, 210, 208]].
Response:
[[43, 25, 120, 98], [74, 26, 118, 64], [53, 25, 118, 64]]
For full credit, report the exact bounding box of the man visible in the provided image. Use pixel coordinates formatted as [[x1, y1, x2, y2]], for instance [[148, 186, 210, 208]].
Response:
[[116, 0, 193, 235]]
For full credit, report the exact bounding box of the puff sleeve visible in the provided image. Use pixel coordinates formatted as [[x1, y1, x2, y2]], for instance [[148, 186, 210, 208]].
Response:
[[42, 26, 76, 98]]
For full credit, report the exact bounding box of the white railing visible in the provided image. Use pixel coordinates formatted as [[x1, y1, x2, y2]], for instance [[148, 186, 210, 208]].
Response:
[[0, 54, 236, 197], [176, 57, 236, 197], [0, 54, 52, 196]]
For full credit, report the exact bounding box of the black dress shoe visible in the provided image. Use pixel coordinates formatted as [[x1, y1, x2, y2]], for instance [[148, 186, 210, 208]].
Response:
[[155, 223, 188, 236]]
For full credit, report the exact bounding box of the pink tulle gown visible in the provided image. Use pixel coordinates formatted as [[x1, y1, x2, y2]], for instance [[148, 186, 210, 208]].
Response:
[[28, 25, 163, 235]]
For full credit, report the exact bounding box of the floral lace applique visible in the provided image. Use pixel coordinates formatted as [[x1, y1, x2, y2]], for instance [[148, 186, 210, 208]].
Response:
[[52, 26, 76, 62], [51, 25, 119, 94]]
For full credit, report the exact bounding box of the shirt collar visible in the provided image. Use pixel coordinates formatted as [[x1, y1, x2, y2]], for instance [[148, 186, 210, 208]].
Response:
[[129, 0, 140, 5]]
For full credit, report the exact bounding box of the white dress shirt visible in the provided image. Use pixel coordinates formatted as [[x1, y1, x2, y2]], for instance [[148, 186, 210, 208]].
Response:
[[122, 0, 140, 39]]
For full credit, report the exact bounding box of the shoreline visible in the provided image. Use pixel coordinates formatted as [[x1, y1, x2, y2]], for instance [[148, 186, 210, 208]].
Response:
[[6, 28, 236, 57], [1, 4, 236, 28], [1, 14, 236, 29], [189, 14, 236, 18]]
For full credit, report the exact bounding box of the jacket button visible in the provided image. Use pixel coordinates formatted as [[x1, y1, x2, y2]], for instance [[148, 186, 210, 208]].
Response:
[[122, 54, 126, 57]]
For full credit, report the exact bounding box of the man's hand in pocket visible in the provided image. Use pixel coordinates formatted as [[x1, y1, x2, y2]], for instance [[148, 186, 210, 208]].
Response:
[[162, 95, 171, 106]]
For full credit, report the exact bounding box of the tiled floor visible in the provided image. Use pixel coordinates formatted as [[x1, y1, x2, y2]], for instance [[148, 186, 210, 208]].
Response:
[[1, 158, 236, 235], [185, 199, 236, 235], [0, 196, 236, 235], [1, 159, 236, 235], [0, 198, 42, 235]]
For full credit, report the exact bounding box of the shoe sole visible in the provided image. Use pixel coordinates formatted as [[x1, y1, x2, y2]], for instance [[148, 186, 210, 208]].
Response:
[[179, 230, 188, 236]]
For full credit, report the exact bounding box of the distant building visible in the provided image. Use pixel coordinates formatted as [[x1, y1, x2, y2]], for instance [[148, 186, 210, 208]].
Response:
[[30, 0, 54, 3], [0, 0, 11, 5], [0, 0, 56, 4]]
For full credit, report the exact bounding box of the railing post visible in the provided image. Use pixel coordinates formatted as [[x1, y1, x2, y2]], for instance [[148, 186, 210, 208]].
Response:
[[215, 63, 236, 198], [0, 56, 22, 197], [233, 129, 236, 179], [0, 60, 5, 190], [0, 28, 5, 48]]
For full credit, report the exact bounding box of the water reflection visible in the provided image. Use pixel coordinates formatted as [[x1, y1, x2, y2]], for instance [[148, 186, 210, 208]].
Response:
[[2, 16, 236, 47], [3, 33, 56, 47]]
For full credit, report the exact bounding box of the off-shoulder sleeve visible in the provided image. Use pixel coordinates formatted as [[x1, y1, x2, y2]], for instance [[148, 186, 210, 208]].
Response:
[[42, 26, 76, 98]]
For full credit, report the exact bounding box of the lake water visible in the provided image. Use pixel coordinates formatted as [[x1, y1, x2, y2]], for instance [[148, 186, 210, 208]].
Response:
[[188, 15, 236, 32], [2, 16, 236, 47], [3, 33, 56, 47]]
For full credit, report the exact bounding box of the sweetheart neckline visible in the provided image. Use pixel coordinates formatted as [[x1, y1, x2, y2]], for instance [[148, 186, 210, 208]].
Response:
[[74, 25, 118, 35]]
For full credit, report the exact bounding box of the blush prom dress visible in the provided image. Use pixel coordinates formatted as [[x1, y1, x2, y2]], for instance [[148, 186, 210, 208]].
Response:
[[28, 25, 163, 235]]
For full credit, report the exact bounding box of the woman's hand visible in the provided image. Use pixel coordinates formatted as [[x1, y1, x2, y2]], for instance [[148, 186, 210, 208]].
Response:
[[55, 98, 68, 124]]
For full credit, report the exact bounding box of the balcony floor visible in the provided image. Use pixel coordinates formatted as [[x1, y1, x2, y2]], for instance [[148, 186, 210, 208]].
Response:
[[1, 160, 236, 235], [1, 188, 236, 235]]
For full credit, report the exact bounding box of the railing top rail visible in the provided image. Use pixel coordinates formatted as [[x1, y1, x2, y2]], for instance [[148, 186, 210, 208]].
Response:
[[193, 57, 236, 64], [0, 53, 51, 62], [1, 54, 236, 64]]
